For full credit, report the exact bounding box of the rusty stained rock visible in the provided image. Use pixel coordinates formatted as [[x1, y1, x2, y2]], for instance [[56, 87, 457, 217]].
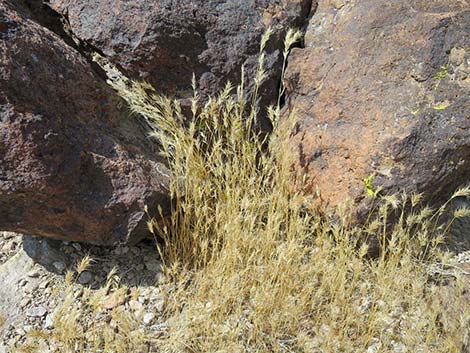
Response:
[[284, 0, 470, 213]]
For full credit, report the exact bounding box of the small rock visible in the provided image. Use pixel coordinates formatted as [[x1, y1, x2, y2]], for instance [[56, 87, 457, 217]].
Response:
[[39, 279, 50, 289], [2, 232, 16, 240], [392, 341, 406, 353], [74, 288, 83, 299], [129, 300, 143, 312], [52, 261, 66, 273], [20, 298, 31, 308], [72, 243, 82, 251], [101, 291, 126, 310], [77, 271, 93, 285], [143, 312, 155, 325], [24, 281, 39, 294], [25, 306, 47, 318], [27, 269, 40, 278], [44, 314, 54, 329], [367, 338, 382, 353], [155, 299, 165, 312]]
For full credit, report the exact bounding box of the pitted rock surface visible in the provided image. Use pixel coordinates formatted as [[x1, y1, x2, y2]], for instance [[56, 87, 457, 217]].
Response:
[[284, 0, 470, 214], [45, 0, 314, 128], [0, 1, 171, 245]]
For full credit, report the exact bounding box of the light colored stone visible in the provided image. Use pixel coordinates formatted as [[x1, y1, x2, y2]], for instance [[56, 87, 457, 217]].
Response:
[[367, 338, 382, 353], [20, 298, 31, 308], [392, 341, 406, 353], [155, 299, 165, 312], [39, 280, 51, 289], [129, 300, 143, 312], [24, 281, 39, 294], [27, 269, 40, 278], [52, 261, 66, 273], [100, 292, 126, 310], [143, 312, 155, 325], [25, 306, 47, 318], [44, 314, 54, 329]]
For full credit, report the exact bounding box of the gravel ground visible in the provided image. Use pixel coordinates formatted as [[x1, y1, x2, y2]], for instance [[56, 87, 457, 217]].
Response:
[[2, 231, 470, 352], [0, 232, 166, 351]]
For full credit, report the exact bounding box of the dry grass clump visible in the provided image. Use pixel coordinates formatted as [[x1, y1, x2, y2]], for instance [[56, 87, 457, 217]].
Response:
[[15, 30, 470, 352], [14, 258, 150, 353]]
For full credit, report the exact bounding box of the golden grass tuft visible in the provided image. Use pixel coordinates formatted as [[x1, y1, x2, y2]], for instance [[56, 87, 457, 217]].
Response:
[[15, 29, 470, 352]]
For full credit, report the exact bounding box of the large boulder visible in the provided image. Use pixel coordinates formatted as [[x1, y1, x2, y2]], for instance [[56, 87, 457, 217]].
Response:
[[45, 0, 313, 128], [0, 1, 171, 245], [284, 0, 470, 211]]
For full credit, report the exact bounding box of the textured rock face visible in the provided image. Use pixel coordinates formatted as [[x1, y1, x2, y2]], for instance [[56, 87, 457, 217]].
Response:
[[284, 0, 470, 210], [46, 0, 313, 127], [0, 1, 171, 245]]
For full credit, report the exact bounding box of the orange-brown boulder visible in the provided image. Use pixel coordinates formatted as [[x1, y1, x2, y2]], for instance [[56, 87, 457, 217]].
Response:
[[284, 0, 470, 210]]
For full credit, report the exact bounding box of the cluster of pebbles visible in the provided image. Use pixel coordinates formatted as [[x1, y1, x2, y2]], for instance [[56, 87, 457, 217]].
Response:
[[0, 232, 167, 352], [0, 233, 21, 266], [4, 230, 470, 353]]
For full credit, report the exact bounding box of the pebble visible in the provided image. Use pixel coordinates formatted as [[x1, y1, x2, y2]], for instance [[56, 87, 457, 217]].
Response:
[[143, 313, 155, 325], [20, 298, 31, 308], [24, 281, 39, 294], [101, 292, 125, 310], [129, 300, 143, 312], [52, 261, 66, 273], [27, 269, 40, 278], [25, 306, 47, 318], [155, 299, 165, 312], [392, 341, 406, 353], [39, 280, 50, 289], [78, 271, 93, 285], [74, 288, 83, 299], [44, 314, 54, 329], [367, 338, 382, 353]]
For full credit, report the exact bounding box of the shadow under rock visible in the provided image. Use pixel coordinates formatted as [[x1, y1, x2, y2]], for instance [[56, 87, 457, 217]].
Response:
[[22, 235, 163, 289]]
